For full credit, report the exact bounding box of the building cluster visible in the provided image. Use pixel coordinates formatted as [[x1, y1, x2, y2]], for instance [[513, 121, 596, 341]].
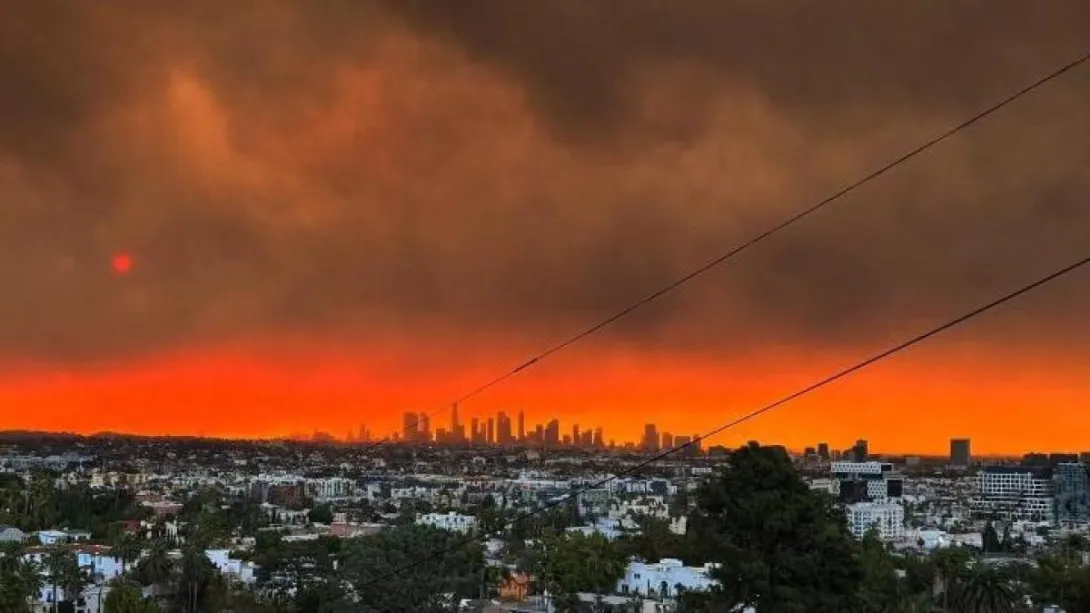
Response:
[[5, 433, 1090, 612]]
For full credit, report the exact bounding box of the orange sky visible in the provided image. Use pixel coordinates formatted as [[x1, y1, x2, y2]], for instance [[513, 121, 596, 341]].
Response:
[[2, 341, 1088, 456], [3, 5, 1090, 457]]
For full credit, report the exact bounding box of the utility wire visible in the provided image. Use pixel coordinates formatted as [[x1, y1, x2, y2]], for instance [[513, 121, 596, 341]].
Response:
[[359, 50, 1090, 453], [360, 251, 1090, 592]]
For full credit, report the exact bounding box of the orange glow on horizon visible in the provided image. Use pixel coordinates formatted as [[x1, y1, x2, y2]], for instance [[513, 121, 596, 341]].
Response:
[[1, 342, 1088, 456]]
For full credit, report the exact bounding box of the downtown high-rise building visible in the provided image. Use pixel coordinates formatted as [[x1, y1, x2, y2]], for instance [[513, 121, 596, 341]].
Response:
[[545, 419, 560, 446], [950, 438, 971, 467], [518, 410, 525, 442], [497, 412, 513, 445], [402, 412, 419, 442], [643, 424, 660, 453], [487, 418, 495, 445]]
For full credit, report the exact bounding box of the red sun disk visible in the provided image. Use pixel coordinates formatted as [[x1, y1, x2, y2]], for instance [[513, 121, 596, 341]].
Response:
[[112, 253, 133, 275]]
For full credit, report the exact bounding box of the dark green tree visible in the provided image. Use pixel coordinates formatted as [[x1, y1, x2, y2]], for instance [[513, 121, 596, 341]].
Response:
[[308, 504, 334, 525], [981, 522, 1001, 554], [856, 529, 900, 613], [337, 524, 486, 613], [526, 532, 627, 612], [0, 553, 42, 613], [951, 564, 1015, 613], [681, 443, 863, 613], [133, 539, 174, 589], [103, 579, 162, 613]]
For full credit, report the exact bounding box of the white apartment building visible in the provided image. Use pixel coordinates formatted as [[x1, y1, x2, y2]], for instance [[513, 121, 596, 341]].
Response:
[[830, 462, 903, 502], [416, 512, 478, 534], [972, 467, 1053, 522], [846, 502, 905, 541], [617, 559, 719, 598], [305, 477, 355, 499]]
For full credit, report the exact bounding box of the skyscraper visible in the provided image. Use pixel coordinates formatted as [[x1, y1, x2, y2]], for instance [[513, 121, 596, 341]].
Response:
[[950, 438, 971, 467], [662, 432, 674, 450], [642, 424, 659, 453], [403, 412, 418, 442], [593, 427, 604, 448], [471, 417, 480, 444], [852, 439, 869, 462], [487, 418, 495, 445], [545, 419, 560, 446], [817, 442, 830, 460], [518, 410, 525, 442], [572, 424, 580, 446], [497, 411, 512, 445], [451, 403, 460, 435], [420, 414, 431, 442]]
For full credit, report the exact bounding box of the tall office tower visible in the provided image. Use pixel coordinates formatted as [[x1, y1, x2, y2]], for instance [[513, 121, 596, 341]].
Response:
[[545, 419, 560, 446], [534, 424, 544, 444], [642, 424, 660, 453], [852, 439, 869, 462], [662, 432, 674, 449], [358, 424, 369, 442], [817, 442, 830, 460], [518, 411, 526, 442], [950, 438, 971, 467], [497, 412, 512, 445], [419, 414, 431, 442], [692, 434, 702, 452], [451, 403, 460, 435], [581, 431, 593, 446], [593, 428, 604, 448], [573, 425, 580, 446], [487, 418, 495, 445], [403, 412, 418, 442], [471, 418, 480, 444]]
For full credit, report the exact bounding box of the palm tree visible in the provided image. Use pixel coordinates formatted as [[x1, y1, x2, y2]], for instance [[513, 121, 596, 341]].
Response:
[[45, 547, 77, 613], [112, 534, 143, 575], [58, 558, 91, 612], [933, 547, 971, 612], [952, 565, 1016, 613], [134, 540, 174, 594], [0, 555, 43, 613]]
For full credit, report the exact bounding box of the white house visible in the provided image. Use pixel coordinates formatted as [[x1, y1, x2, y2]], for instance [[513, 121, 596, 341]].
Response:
[[616, 559, 719, 598], [205, 549, 257, 584], [416, 512, 478, 534], [0, 524, 27, 543]]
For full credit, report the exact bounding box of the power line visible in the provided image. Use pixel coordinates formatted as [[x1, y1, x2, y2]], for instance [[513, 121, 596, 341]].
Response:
[[360, 49, 1090, 453], [358, 251, 1090, 593]]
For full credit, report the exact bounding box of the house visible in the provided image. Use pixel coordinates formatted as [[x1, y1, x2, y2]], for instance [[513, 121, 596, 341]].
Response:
[[0, 525, 27, 543], [497, 572, 531, 601], [616, 559, 719, 598]]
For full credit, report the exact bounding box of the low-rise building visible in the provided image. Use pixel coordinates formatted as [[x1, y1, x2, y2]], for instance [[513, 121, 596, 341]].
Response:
[[616, 558, 718, 598], [416, 511, 478, 534]]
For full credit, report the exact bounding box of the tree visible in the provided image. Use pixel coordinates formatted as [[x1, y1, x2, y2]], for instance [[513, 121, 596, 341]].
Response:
[[951, 564, 1015, 613], [103, 579, 162, 613], [856, 529, 900, 613], [338, 524, 486, 613], [0, 554, 42, 613], [933, 547, 972, 612], [981, 522, 1001, 554], [308, 504, 334, 525], [46, 548, 82, 612], [526, 532, 627, 611], [681, 443, 863, 613], [111, 534, 143, 575], [175, 545, 223, 613], [133, 540, 174, 590]]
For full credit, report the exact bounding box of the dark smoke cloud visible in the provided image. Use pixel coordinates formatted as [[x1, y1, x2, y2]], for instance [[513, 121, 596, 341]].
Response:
[[1, 1, 1089, 362]]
